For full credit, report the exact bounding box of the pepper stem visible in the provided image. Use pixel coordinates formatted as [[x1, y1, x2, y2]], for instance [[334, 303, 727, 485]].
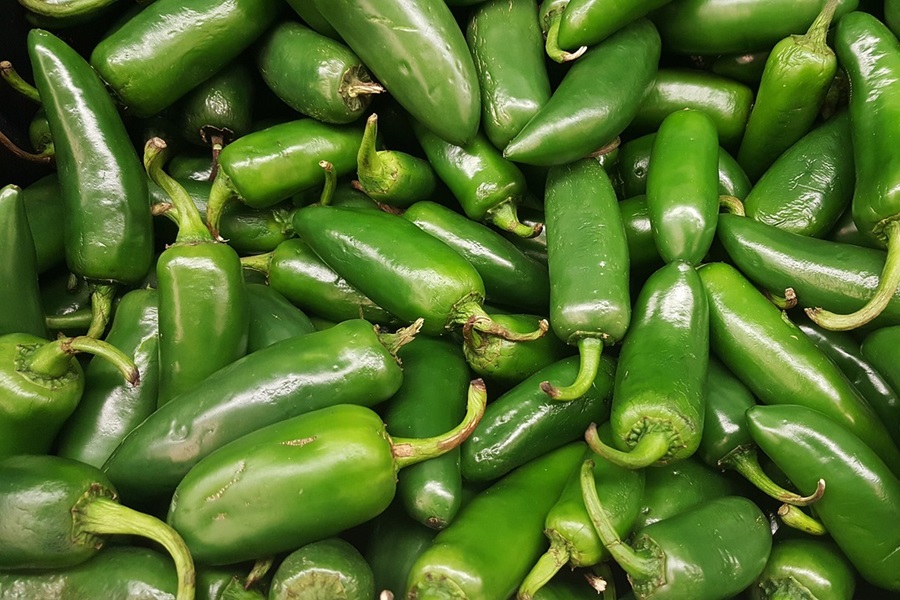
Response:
[[541, 337, 603, 400], [517, 538, 571, 600], [75, 496, 195, 600], [0, 61, 41, 104], [801, 0, 840, 48], [377, 318, 424, 357], [206, 170, 237, 241], [345, 81, 385, 98], [718, 194, 746, 216], [240, 252, 273, 275], [723, 447, 825, 505], [0, 129, 54, 163], [392, 378, 487, 469], [85, 283, 116, 340], [487, 200, 543, 238], [588, 563, 616, 599], [356, 113, 390, 196], [244, 556, 274, 589], [222, 577, 264, 600], [45, 310, 93, 333], [764, 287, 798, 310], [144, 137, 212, 244], [318, 160, 336, 206], [580, 459, 657, 579], [544, 13, 587, 63], [25, 335, 139, 384], [777, 504, 827, 535], [807, 220, 900, 330], [452, 299, 548, 341], [585, 423, 670, 469]]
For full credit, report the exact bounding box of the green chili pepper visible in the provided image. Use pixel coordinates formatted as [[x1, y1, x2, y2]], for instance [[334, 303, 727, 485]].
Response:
[[40, 270, 95, 337], [540, 158, 630, 400], [629, 69, 753, 150], [354, 114, 436, 208], [268, 539, 374, 600], [206, 119, 363, 238], [645, 109, 719, 265], [27, 107, 54, 159], [257, 22, 383, 125], [466, 0, 551, 150], [697, 261, 900, 476], [717, 212, 900, 329], [384, 336, 471, 530], [737, 0, 840, 181], [282, 0, 339, 39], [518, 437, 645, 600], [587, 260, 707, 468], [145, 139, 249, 408], [808, 12, 900, 330], [0, 455, 194, 600], [617, 196, 662, 274], [21, 174, 65, 274], [861, 325, 900, 410], [242, 239, 399, 326], [245, 283, 315, 353], [581, 460, 772, 600], [168, 381, 486, 565], [55, 289, 159, 470], [406, 442, 586, 600], [558, 0, 673, 50], [169, 152, 214, 182], [710, 51, 771, 84], [0, 184, 46, 338], [365, 502, 437, 598], [699, 358, 827, 505], [503, 19, 661, 167], [747, 404, 900, 591], [617, 133, 751, 200], [90, 0, 280, 118], [800, 321, 900, 447], [749, 538, 856, 600], [539, 0, 587, 63], [828, 207, 877, 248], [650, 0, 858, 55], [103, 318, 415, 504], [889, 0, 900, 37], [413, 124, 538, 237], [402, 200, 550, 312], [29, 29, 154, 339], [501, 206, 549, 266], [744, 112, 854, 236], [310, 0, 480, 146], [461, 355, 615, 482]]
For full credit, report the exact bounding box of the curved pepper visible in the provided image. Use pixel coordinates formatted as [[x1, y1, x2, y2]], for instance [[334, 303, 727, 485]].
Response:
[[749, 538, 856, 600], [559, 0, 673, 50], [245, 283, 315, 353], [268, 539, 374, 600], [0, 184, 46, 338], [861, 325, 900, 416]]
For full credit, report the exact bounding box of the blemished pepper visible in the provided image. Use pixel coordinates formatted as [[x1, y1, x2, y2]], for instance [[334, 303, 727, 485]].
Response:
[[55, 288, 159, 470], [808, 11, 900, 330], [167, 383, 486, 565], [413, 124, 538, 238], [0, 455, 195, 600], [0, 184, 46, 338], [558, 0, 673, 50], [245, 283, 315, 353], [744, 112, 854, 237], [256, 21, 383, 125], [267, 539, 374, 600], [646, 109, 720, 265], [541, 158, 631, 400], [406, 442, 586, 600], [587, 260, 708, 468], [309, 0, 480, 146], [102, 318, 414, 504], [747, 404, 900, 591], [29, 29, 154, 339], [383, 336, 471, 530], [461, 355, 615, 482], [90, 0, 281, 118], [861, 325, 900, 410], [503, 19, 661, 167], [466, 0, 552, 150], [20, 174, 66, 274], [749, 538, 856, 600], [0, 332, 137, 460], [365, 502, 437, 597], [697, 261, 900, 476], [581, 460, 772, 600], [145, 139, 249, 408]]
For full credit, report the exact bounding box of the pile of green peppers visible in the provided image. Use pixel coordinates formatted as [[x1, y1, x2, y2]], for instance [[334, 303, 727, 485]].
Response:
[[3, 0, 900, 598]]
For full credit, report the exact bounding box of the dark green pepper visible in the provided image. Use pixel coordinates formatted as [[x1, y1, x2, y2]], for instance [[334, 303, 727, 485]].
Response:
[[617, 196, 662, 274], [365, 502, 436, 597], [0, 184, 46, 338], [749, 538, 856, 600], [21, 174, 66, 274], [245, 283, 315, 353], [889, 0, 900, 38], [861, 325, 900, 414], [282, 0, 340, 39], [558, 0, 673, 49], [268, 539, 374, 600], [39, 269, 95, 337], [167, 383, 486, 565], [711, 51, 771, 85]]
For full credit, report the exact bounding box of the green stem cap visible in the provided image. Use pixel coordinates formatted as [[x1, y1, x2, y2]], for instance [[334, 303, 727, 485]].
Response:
[[585, 423, 671, 469], [452, 300, 548, 342], [144, 137, 212, 243], [487, 200, 544, 238], [801, 0, 840, 48], [85, 283, 116, 340], [240, 252, 274, 275], [777, 503, 827, 536], [26, 335, 139, 384], [541, 337, 604, 400], [377, 318, 423, 358], [517, 538, 571, 600]]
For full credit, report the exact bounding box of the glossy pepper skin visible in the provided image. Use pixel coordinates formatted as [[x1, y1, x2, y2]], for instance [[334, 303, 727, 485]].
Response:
[[541, 158, 630, 400], [650, 0, 858, 55], [589, 260, 708, 468], [749, 538, 856, 600], [90, 0, 281, 118], [365, 502, 436, 597], [503, 19, 661, 167], [384, 336, 471, 530], [406, 442, 586, 600], [711, 51, 771, 84], [861, 326, 900, 409], [646, 109, 720, 265], [245, 283, 315, 353], [55, 289, 159, 469], [748, 404, 900, 590], [466, 0, 552, 150], [102, 319, 408, 504], [745, 112, 854, 237], [268, 539, 374, 600], [256, 22, 382, 124], [310, 0, 480, 146], [697, 261, 900, 476], [0, 185, 46, 338], [617, 196, 662, 274], [461, 355, 615, 482], [559, 0, 673, 49], [717, 213, 900, 328], [176, 60, 254, 152], [20, 175, 66, 274]]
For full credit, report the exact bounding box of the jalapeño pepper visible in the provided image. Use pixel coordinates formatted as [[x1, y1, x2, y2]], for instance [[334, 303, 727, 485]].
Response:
[[861, 325, 900, 413], [0, 184, 46, 338], [21, 174, 65, 274], [245, 283, 315, 353], [750, 538, 856, 600], [558, 0, 673, 50], [268, 539, 374, 600]]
